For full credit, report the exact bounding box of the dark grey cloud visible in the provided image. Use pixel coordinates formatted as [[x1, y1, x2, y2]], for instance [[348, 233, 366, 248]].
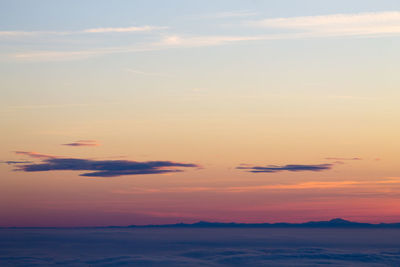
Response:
[[62, 140, 100, 147], [237, 164, 332, 173], [0, 161, 32, 165], [16, 158, 199, 177], [63, 143, 98, 147]]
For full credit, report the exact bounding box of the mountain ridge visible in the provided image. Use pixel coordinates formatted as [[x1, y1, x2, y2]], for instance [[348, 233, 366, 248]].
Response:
[[3, 218, 400, 229]]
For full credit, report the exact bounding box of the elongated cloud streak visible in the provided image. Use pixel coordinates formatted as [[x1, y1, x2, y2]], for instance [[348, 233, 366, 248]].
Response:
[[14, 151, 58, 159], [248, 11, 400, 37], [237, 164, 332, 173], [16, 158, 198, 177], [325, 157, 362, 161], [114, 178, 400, 195], [0, 161, 32, 165], [83, 25, 166, 33], [62, 140, 100, 147], [0, 25, 165, 37]]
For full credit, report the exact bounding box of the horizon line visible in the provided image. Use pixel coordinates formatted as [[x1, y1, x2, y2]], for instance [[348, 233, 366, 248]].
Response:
[[2, 218, 400, 229]]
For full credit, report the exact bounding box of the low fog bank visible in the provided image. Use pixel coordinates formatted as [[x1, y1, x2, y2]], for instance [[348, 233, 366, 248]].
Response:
[[1, 228, 400, 266]]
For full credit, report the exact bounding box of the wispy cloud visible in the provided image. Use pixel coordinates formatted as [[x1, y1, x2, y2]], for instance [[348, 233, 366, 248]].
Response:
[[325, 157, 362, 161], [62, 140, 100, 147], [225, 181, 361, 192], [115, 182, 355, 194], [11, 34, 267, 61], [13, 46, 154, 61], [157, 34, 267, 47], [0, 160, 32, 165], [82, 25, 166, 33], [13, 50, 110, 61], [114, 178, 400, 195], [237, 164, 333, 173], [10, 11, 400, 62], [247, 11, 400, 37], [14, 153, 199, 177], [14, 151, 58, 159], [0, 25, 166, 37], [0, 31, 39, 37]]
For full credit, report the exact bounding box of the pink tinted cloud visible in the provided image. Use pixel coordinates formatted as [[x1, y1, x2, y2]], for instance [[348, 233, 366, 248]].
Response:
[[113, 178, 400, 195], [14, 151, 58, 159]]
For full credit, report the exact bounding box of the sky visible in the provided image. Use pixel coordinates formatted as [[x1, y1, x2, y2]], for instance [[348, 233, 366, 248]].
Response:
[[1, 0, 400, 227]]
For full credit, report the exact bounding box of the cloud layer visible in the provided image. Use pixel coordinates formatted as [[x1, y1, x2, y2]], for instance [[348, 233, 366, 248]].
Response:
[[237, 164, 332, 173], [1, 228, 399, 266]]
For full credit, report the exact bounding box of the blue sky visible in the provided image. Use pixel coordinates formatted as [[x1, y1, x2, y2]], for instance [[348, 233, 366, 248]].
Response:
[[1, 0, 400, 29]]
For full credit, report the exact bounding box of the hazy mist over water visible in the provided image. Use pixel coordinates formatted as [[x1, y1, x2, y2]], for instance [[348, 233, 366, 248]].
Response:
[[1, 228, 400, 266]]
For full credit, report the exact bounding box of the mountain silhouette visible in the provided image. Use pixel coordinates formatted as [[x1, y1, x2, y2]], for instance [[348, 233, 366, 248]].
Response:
[[120, 218, 400, 229], [3, 218, 400, 229]]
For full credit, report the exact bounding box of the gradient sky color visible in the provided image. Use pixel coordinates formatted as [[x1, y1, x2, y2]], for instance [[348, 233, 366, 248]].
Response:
[[1, 0, 400, 227]]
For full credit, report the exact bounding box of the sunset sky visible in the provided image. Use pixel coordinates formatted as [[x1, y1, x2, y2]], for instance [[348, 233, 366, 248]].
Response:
[[1, 0, 400, 227]]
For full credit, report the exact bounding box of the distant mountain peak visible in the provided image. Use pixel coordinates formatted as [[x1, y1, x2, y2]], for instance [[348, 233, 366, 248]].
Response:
[[328, 218, 352, 224]]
